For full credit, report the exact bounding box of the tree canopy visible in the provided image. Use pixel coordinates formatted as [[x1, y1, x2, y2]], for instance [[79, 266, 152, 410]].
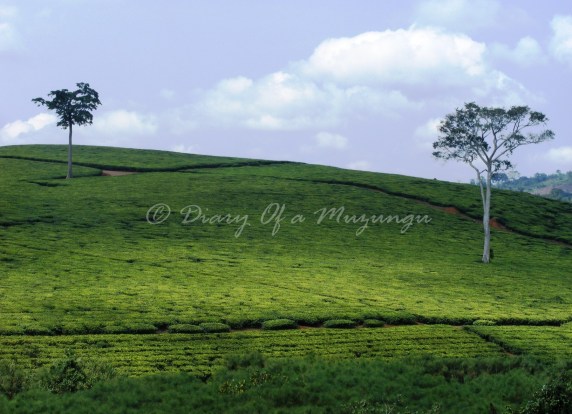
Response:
[[32, 82, 101, 129]]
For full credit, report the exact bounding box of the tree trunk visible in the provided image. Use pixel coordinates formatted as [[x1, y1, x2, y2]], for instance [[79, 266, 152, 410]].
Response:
[[67, 123, 73, 179], [482, 170, 492, 263]]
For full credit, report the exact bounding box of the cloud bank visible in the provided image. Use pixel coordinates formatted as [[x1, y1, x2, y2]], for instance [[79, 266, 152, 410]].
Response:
[[190, 26, 531, 132], [0, 113, 56, 144], [550, 15, 572, 66]]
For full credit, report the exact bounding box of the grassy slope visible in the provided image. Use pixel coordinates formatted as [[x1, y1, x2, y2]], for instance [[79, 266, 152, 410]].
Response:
[[223, 163, 572, 244], [0, 145, 571, 383], [1, 145, 571, 334]]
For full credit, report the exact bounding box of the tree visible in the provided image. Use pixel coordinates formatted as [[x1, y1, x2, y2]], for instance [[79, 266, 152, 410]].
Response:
[[432, 102, 554, 263], [32, 83, 101, 179], [491, 172, 509, 186]]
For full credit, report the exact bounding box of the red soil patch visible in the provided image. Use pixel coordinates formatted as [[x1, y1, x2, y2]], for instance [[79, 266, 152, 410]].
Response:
[[489, 218, 507, 230], [441, 206, 461, 215], [101, 170, 138, 177]]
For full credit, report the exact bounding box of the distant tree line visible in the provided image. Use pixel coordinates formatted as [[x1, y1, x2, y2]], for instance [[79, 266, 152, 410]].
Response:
[[470, 170, 572, 202]]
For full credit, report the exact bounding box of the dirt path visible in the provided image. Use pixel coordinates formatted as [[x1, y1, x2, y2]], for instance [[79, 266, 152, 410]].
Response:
[[101, 170, 139, 176]]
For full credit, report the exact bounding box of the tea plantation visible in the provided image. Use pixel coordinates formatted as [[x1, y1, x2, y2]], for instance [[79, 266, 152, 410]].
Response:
[[0, 145, 571, 412]]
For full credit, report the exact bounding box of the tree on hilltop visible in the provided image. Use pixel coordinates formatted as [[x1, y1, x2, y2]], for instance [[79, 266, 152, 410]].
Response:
[[33, 83, 101, 179], [433, 102, 554, 263]]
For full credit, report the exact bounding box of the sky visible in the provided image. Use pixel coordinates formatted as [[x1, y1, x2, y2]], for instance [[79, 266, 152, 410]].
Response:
[[1, 0, 571, 182]]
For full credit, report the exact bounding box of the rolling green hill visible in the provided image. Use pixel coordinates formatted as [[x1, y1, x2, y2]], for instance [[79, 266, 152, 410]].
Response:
[[0, 144, 571, 412]]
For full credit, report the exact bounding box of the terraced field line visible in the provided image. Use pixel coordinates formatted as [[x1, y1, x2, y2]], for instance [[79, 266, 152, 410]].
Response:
[[0, 154, 296, 173], [301, 178, 572, 248]]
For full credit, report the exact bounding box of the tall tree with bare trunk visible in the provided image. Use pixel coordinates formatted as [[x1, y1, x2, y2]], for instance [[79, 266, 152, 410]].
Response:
[[433, 102, 554, 263], [32, 83, 101, 179]]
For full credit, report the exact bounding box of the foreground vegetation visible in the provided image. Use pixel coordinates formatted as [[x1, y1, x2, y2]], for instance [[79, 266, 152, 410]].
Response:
[[1, 354, 571, 414]]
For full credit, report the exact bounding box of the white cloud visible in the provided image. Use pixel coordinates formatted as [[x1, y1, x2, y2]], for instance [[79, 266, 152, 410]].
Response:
[[545, 146, 572, 164], [172, 144, 195, 154], [414, 118, 441, 150], [550, 15, 572, 66], [93, 110, 158, 136], [192, 26, 528, 131], [346, 160, 371, 171], [159, 88, 176, 100], [162, 106, 199, 135], [466, 68, 539, 107], [300, 28, 487, 86], [0, 6, 16, 19], [491, 36, 545, 67], [197, 71, 414, 130], [415, 0, 500, 31], [315, 131, 348, 150], [0, 113, 56, 144], [0, 6, 19, 51]]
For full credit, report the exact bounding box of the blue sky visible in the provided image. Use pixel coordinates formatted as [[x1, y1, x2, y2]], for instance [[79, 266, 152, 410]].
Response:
[[1, 0, 571, 181]]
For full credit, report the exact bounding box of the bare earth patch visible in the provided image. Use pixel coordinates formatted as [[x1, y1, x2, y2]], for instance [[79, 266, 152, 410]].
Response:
[[101, 170, 138, 177]]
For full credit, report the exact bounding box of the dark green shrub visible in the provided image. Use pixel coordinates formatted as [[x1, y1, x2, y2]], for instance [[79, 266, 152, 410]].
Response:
[[385, 313, 417, 325], [0, 361, 28, 399], [261, 319, 297, 330], [363, 319, 385, 327], [37, 350, 116, 394], [323, 319, 356, 329], [60, 323, 105, 335], [511, 371, 572, 414], [38, 351, 89, 394], [168, 324, 203, 334], [22, 325, 52, 336], [225, 351, 265, 370], [122, 323, 157, 334], [292, 313, 321, 326], [200, 322, 230, 333]]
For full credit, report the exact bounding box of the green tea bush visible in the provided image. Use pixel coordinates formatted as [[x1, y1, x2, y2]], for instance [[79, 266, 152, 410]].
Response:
[[168, 324, 203, 334], [363, 319, 385, 327], [0, 327, 24, 336], [200, 323, 230, 333], [473, 319, 496, 326], [102, 325, 126, 334], [323, 319, 356, 329], [261, 319, 297, 330], [417, 315, 473, 325], [496, 317, 562, 326]]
